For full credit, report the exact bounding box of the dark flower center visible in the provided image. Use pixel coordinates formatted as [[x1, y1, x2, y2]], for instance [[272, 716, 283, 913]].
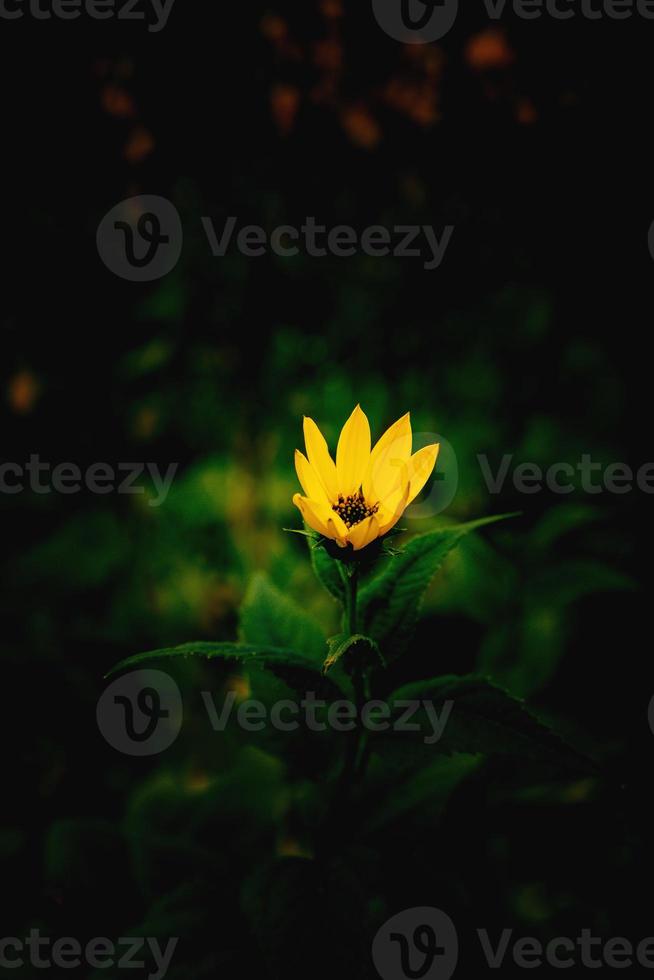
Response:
[[332, 491, 379, 529]]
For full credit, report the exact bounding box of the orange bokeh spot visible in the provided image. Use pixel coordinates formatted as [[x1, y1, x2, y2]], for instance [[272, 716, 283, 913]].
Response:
[[517, 97, 538, 124], [314, 38, 342, 73], [7, 369, 40, 415], [123, 126, 155, 164], [271, 84, 301, 135], [341, 105, 381, 150], [320, 0, 343, 19], [260, 13, 288, 43], [100, 83, 137, 119], [465, 28, 515, 71]]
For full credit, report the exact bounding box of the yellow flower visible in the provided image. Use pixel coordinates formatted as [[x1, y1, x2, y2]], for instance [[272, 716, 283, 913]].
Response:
[[293, 405, 440, 551]]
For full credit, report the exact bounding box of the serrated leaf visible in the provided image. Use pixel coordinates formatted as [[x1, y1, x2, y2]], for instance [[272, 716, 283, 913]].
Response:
[[240, 571, 326, 661], [376, 674, 591, 775], [105, 641, 348, 700], [323, 632, 382, 675], [106, 641, 316, 679], [359, 513, 518, 660]]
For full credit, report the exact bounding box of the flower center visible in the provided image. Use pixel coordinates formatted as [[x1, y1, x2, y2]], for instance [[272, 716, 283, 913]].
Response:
[[332, 491, 379, 529]]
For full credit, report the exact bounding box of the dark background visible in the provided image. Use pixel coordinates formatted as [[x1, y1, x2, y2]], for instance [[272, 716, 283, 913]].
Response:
[[2, 2, 653, 977]]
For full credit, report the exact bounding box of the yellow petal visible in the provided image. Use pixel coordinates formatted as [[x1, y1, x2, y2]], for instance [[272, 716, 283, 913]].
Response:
[[346, 514, 380, 551], [303, 417, 339, 501], [377, 470, 410, 535], [377, 487, 410, 536], [294, 450, 330, 506], [293, 493, 348, 545], [326, 507, 349, 543], [336, 404, 371, 496], [406, 444, 440, 504], [326, 518, 348, 547], [363, 411, 412, 504], [293, 493, 331, 538]]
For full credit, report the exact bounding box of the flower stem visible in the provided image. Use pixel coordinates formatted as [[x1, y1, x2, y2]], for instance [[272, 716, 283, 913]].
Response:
[[334, 561, 368, 791], [321, 561, 373, 848], [339, 562, 358, 636]]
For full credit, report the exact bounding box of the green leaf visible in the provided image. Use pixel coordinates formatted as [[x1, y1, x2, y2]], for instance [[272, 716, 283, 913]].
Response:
[[364, 753, 482, 833], [376, 674, 591, 775], [359, 513, 518, 660], [530, 560, 635, 608], [478, 560, 634, 698], [105, 641, 321, 679], [308, 538, 344, 603], [105, 640, 350, 700], [529, 502, 602, 551], [323, 632, 383, 675], [240, 571, 326, 662], [16, 511, 130, 592]]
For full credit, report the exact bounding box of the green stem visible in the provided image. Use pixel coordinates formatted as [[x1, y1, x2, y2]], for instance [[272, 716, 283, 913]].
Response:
[[338, 562, 358, 636], [335, 562, 367, 790], [322, 562, 374, 846]]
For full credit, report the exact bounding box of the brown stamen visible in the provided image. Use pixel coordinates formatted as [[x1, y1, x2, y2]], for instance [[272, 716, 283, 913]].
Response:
[[332, 491, 379, 529]]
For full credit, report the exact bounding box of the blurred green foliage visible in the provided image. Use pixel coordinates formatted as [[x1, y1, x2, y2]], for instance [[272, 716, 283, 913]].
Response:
[[1, 5, 648, 974]]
